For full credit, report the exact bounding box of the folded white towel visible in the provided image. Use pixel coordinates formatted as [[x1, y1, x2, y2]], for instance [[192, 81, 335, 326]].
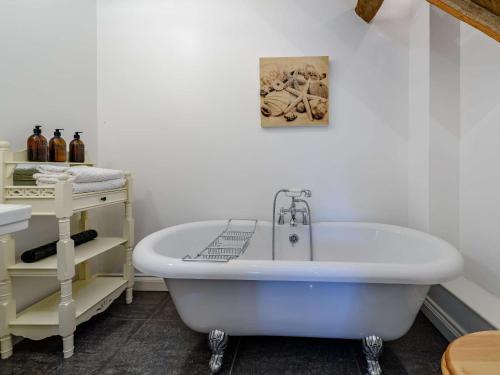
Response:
[[72, 178, 126, 194], [67, 166, 124, 183], [37, 165, 70, 173], [35, 176, 75, 185], [36, 177, 125, 193], [33, 172, 69, 180]]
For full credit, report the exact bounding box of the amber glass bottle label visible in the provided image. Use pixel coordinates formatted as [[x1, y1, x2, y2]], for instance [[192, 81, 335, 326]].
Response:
[[38, 140, 48, 162], [55, 144, 66, 161], [27, 149, 36, 161], [28, 138, 48, 161], [50, 142, 67, 162], [70, 143, 85, 163]]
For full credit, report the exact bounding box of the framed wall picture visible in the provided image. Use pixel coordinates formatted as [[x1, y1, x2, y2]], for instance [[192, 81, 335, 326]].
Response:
[[260, 56, 329, 128]]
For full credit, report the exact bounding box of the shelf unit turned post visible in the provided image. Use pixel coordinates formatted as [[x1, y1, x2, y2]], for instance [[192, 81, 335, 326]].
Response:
[[76, 211, 91, 281], [0, 235, 15, 359], [54, 177, 76, 358], [0, 141, 15, 359], [123, 172, 134, 304]]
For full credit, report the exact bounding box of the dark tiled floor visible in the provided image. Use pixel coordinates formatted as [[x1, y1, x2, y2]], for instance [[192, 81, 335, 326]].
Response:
[[0, 292, 448, 375]]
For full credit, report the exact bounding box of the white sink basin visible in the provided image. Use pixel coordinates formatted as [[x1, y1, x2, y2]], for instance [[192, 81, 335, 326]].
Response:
[[0, 204, 32, 236]]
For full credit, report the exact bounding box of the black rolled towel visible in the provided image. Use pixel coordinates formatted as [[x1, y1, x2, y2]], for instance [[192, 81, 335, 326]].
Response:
[[73, 229, 98, 246], [21, 229, 98, 263]]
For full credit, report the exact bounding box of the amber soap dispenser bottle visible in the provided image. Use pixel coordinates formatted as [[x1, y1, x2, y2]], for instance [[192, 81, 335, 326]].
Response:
[[49, 128, 67, 162], [69, 131, 85, 163], [27, 125, 48, 162]]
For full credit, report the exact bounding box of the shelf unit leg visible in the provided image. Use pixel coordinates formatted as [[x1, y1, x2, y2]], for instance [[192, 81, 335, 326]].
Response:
[[124, 173, 135, 305], [125, 236, 134, 304], [62, 334, 74, 359], [55, 179, 77, 359], [56, 215, 76, 359], [79, 211, 89, 232], [0, 235, 15, 360], [76, 211, 91, 281], [0, 334, 12, 359]]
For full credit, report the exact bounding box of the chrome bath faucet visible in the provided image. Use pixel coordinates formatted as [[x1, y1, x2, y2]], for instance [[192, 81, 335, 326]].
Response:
[[278, 201, 310, 226], [272, 188, 313, 260]]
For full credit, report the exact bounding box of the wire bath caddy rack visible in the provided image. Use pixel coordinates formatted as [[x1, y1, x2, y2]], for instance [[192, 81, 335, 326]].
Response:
[[182, 219, 258, 262]]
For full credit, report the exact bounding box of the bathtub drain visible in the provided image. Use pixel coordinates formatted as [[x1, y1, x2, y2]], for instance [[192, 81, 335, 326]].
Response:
[[289, 234, 299, 245]]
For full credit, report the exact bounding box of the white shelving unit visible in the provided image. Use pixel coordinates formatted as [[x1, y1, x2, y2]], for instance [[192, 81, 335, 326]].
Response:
[[0, 141, 134, 359]]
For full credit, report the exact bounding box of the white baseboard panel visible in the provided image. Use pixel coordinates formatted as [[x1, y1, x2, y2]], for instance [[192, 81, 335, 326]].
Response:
[[422, 296, 466, 341], [134, 275, 167, 291], [442, 277, 500, 329], [422, 284, 495, 342], [98, 272, 168, 291]]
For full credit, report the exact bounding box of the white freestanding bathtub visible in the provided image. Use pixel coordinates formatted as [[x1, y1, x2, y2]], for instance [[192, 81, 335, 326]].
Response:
[[133, 220, 463, 373]]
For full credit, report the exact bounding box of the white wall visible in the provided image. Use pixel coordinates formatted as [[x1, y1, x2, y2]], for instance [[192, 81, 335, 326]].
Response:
[[0, 0, 98, 156], [460, 23, 500, 299], [97, 0, 413, 243], [408, 5, 460, 248], [428, 7, 460, 247], [407, 5, 500, 329], [408, 1, 430, 232], [0, 0, 97, 309]]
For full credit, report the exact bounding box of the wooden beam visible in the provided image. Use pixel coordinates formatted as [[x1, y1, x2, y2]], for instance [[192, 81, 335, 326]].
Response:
[[428, 0, 500, 42], [355, 0, 385, 23], [471, 0, 500, 17]]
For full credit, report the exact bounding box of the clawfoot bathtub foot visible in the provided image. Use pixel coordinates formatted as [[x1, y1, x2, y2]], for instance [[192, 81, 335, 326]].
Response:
[[362, 335, 383, 375], [208, 329, 228, 374]]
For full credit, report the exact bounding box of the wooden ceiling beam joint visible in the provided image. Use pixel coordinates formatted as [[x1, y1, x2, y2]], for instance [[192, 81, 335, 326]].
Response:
[[355, 0, 385, 23]]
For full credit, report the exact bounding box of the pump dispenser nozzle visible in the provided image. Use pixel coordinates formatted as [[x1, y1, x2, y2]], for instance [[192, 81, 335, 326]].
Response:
[[54, 128, 64, 137], [74, 131, 83, 139]]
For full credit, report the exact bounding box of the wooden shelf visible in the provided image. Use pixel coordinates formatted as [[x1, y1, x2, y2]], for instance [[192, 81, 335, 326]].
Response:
[[4, 148, 94, 166], [9, 276, 127, 339], [428, 0, 500, 42], [8, 237, 127, 276], [3, 186, 128, 216], [4, 161, 93, 166]]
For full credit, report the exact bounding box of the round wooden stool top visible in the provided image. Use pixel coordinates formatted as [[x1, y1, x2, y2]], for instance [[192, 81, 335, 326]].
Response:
[[442, 331, 500, 375]]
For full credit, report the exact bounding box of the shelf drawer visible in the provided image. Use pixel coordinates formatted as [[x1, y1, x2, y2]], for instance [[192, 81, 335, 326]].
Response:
[[73, 188, 127, 212]]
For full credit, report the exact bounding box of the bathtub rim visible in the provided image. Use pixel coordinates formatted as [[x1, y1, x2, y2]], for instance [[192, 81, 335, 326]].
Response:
[[133, 220, 464, 285]]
